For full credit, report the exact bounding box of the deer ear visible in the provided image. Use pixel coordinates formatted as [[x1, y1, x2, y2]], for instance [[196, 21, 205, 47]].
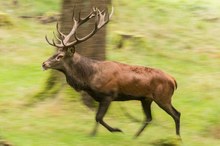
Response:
[[68, 47, 75, 55], [55, 54, 64, 61]]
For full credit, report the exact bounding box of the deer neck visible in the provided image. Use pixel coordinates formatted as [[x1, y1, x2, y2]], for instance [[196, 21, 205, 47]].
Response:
[[61, 52, 97, 91]]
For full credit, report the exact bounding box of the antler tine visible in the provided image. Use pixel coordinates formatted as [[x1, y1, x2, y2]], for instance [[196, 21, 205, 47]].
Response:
[[61, 37, 66, 47], [56, 22, 66, 38], [109, 6, 114, 18], [96, 8, 106, 28], [78, 9, 81, 21], [62, 19, 78, 44], [92, 7, 96, 12], [72, 6, 76, 21], [52, 39, 56, 46], [45, 35, 56, 46], [53, 31, 62, 42], [95, 9, 99, 28]]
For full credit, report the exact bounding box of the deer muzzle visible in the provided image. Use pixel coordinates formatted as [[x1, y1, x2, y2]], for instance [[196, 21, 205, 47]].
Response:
[[42, 61, 50, 71]]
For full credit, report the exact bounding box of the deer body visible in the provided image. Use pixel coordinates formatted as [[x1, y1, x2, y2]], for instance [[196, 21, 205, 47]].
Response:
[[42, 7, 181, 137], [53, 52, 176, 101]]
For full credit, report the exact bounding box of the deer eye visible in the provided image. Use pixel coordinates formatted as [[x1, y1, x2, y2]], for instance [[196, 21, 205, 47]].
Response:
[[55, 54, 64, 61]]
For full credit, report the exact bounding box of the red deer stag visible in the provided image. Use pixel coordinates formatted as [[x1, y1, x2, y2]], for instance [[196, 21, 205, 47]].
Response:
[[42, 7, 181, 137]]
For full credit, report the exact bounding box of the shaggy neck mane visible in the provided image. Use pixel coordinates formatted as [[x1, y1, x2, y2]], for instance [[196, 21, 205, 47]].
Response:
[[60, 53, 97, 91]]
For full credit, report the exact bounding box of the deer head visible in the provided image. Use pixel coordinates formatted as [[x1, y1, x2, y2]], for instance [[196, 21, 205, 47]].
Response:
[[42, 7, 113, 71]]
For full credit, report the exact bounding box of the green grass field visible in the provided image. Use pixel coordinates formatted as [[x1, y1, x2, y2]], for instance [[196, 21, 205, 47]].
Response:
[[0, 0, 220, 145]]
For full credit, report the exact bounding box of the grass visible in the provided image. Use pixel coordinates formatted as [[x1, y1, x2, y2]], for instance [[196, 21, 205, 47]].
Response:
[[0, 0, 220, 145]]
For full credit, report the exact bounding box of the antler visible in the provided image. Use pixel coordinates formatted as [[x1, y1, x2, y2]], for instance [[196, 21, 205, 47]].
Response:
[[45, 7, 114, 48]]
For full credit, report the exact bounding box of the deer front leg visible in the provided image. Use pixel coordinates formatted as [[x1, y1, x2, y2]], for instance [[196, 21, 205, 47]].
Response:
[[90, 97, 122, 136]]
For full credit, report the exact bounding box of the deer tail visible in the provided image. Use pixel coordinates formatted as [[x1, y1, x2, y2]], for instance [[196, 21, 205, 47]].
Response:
[[173, 78, 178, 90]]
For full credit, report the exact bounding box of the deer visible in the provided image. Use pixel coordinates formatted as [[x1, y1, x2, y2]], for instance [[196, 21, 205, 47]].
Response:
[[42, 7, 181, 138]]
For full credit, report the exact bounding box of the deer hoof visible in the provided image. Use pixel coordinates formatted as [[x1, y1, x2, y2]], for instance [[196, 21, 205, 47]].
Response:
[[111, 128, 123, 133]]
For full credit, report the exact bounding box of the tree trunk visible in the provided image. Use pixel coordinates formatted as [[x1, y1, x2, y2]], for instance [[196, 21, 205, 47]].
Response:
[[32, 0, 111, 109]]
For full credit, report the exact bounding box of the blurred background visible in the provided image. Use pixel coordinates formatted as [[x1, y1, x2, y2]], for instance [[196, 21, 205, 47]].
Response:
[[0, 0, 220, 146]]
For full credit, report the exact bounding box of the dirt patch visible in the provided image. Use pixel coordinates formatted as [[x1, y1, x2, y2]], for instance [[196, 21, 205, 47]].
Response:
[[0, 140, 13, 146], [209, 125, 220, 139], [0, 12, 13, 27]]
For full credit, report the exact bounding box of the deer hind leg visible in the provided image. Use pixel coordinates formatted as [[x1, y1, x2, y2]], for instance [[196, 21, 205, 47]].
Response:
[[90, 97, 122, 136], [154, 99, 181, 136], [134, 98, 153, 138], [171, 105, 181, 136]]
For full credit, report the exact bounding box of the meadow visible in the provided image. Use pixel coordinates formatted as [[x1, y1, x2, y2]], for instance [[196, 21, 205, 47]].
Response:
[[0, 0, 220, 145]]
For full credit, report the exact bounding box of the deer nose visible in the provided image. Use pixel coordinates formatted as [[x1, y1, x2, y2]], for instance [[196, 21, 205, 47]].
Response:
[[42, 62, 49, 71]]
